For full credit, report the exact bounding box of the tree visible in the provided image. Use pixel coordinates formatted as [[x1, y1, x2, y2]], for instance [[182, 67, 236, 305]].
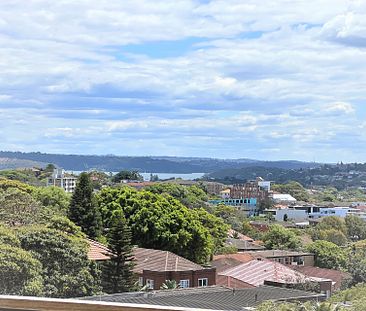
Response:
[[263, 224, 301, 250], [307, 240, 347, 270], [347, 241, 366, 285], [68, 173, 102, 239], [17, 226, 101, 298], [0, 243, 44, 296], [317, 216, 347, 235], [102, 210, 135, 293], [0, 225, 21, 247], [345, 215, 366, 240], [311, 229, 348, 246], [213, 204, 244, 231], [33, 186, 71, 215], [112, 170, 143, 183], [97, 187, 216, 264], [0, 187, 43, 226]]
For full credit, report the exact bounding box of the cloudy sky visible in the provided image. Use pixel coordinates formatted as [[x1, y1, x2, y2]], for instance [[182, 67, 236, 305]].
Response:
[[0, 0, 365, 162]]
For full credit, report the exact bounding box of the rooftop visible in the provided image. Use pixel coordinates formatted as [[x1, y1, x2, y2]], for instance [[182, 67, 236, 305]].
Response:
[[218, 260, 312, 287], [247, 250, 314, 258], [87, 241, 206, 273], [81, 286, 325, 310]]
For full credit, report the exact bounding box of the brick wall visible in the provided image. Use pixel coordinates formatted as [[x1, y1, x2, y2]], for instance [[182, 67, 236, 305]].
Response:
[[140, 268, 216, 290]]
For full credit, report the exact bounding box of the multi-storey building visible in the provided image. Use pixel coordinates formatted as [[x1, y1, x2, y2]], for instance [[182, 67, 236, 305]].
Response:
[[47, 168, 78, 193]]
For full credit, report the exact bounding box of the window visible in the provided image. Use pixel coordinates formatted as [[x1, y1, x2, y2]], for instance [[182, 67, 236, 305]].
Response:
[[138, 277, 144, 287], [198, 278, 208, 287], [146, 279, 154, 289], [179, 279, 190, 288]]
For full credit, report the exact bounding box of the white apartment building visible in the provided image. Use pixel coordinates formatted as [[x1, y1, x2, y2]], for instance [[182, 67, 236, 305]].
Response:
[[47, 169, 78, 193]]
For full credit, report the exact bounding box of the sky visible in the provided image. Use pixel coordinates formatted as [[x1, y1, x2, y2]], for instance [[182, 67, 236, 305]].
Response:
[[0, 0, 366, 162]]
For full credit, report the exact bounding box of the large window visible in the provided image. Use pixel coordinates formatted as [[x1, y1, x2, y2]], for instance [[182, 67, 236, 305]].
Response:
[[198, 278, 208, 287], [179, 279, 190, 288]]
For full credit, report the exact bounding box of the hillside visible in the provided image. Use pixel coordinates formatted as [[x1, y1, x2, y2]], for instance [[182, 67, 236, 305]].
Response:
[[0, 151, 320, 173], [205, 163, 366, 189], [0, 157, 47, 170]]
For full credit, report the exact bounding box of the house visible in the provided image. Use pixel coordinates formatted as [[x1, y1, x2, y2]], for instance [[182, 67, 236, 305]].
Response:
[[212, 253, 255, 272], [227, 229, 254, 242], [87, 240, 216, 290], [246, 250, 315, 267], [263, 208, 308, 222], [225, 238, 265, 252], [216, 259, 332, 295], [47, 168, 78, 193]]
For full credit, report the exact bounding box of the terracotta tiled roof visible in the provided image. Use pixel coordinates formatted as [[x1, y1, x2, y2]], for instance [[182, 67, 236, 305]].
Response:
[[86, 240, 205, 273], [291, 266, 352, 290], [133, 247, 204, 273], [218, 259, 320, 287], [87, 239, 113, 261]]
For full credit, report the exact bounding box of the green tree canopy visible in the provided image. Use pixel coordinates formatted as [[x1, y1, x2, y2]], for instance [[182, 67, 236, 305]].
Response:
[[17, 226, 100, 298], [102, 210, 135, 293], [112, 170, 143, 183], [97, 187, 222, 264], [0, 187, 43, 226], [307, 240, 347, 270], [68, 173, 102, 239], [317, 216, 347, 235], [0, 243, 43, 296], [263, 224, 301, 250], [345, 215, 366, 240], [33, 186, 71, 215], [145, 183, 208, 209]]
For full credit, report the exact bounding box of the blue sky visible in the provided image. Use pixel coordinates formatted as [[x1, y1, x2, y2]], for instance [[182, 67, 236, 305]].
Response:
[[0, 0, 366, 162]]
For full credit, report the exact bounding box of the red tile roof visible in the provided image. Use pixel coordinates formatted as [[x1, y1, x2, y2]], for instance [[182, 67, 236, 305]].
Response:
[[133, 247, 204, 273], [291, 266, 351, 290], [87, 239, 113, 261], [86, 240, 205, 273]]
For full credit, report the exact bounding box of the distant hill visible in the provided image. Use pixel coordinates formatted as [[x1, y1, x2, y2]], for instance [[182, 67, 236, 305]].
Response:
[[0, 157, 47, 170], [205, 163, 366, 189], [0, 151, 320, 173]]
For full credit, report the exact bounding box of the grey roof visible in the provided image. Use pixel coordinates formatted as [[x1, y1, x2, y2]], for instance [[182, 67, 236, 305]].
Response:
[[226, 238, 265, 251], [81, 286, 325, 311]]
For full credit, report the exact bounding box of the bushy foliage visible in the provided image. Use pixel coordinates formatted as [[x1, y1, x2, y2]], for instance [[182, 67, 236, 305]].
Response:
[[145, 183, 209, 209], [306, 240, 347, 270], [17, 226, 100, 298], [263, 224, 301, 250], [0, 243, 44, 296], [97, 187, 227, 264], [345, 215, 366, 240], [0, 187, 43, 226], [33, 186, 71, 215]]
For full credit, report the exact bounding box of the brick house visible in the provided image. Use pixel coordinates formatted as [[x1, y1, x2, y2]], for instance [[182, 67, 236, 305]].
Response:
[[87, 240, 216, 290]]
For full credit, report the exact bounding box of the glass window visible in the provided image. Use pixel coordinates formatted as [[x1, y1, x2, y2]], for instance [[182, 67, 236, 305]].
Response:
[[179, 279, 190, 288], [146, 279, 154, 289], [198, 278, 208, 287], [138, 277, 144, 286]]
